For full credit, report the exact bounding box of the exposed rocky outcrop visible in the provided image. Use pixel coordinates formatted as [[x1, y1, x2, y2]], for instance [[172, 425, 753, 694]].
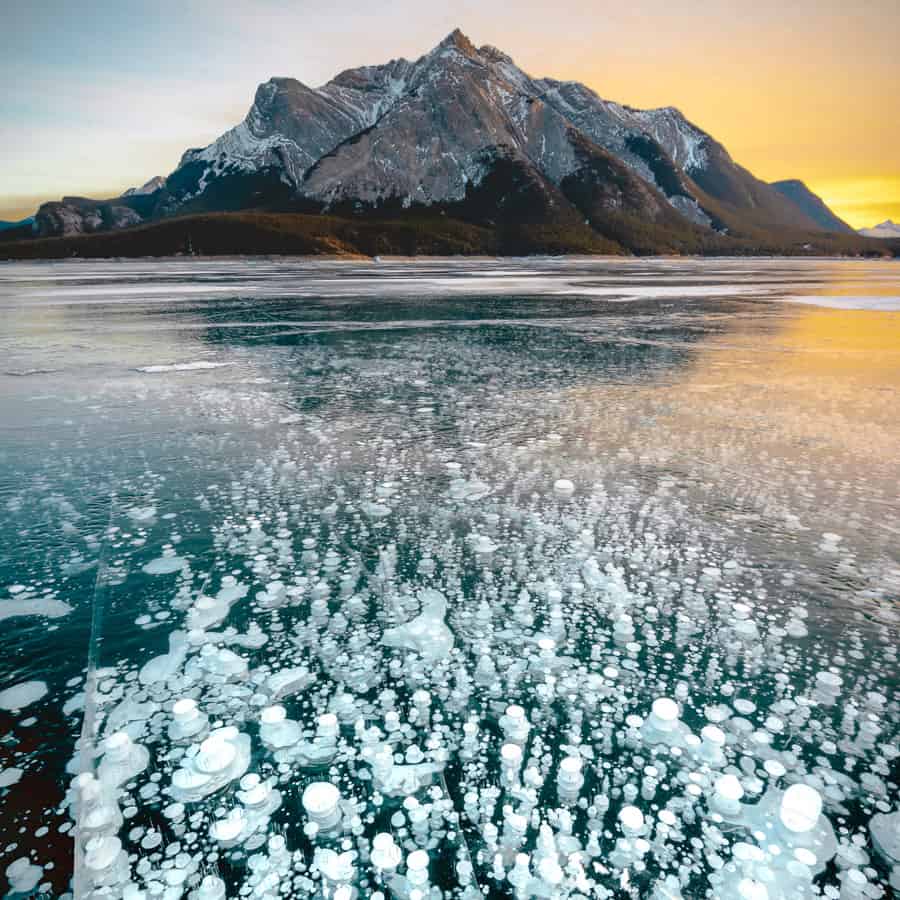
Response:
[[22, 28, 854, 244]]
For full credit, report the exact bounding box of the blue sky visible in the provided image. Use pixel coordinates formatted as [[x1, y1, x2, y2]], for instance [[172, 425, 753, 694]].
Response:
[[2, 0, 898, 226]]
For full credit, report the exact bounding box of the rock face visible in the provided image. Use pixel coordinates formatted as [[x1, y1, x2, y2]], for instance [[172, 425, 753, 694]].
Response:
[[771, 180, 854, 234], [162, 28, 833, 235], [28, 28, 853, 241], [34, 198, 145, 238]]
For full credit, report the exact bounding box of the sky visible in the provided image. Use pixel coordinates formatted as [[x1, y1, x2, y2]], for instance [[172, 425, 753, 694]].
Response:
[[2, 0, 898, 228]]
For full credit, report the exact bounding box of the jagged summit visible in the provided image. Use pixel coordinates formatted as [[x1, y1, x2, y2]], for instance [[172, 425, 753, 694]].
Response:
[[437, 27, 478, 55], [478, 44, 513, 64], [27, 28, 854, 246], [123, 176, 166, 197]]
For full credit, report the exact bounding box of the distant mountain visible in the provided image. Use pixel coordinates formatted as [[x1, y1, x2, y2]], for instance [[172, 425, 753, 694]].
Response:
[[7, 29, 881, 256], [0, 217, 33, 232], [34, 195, 149, 237], [771, 180, 854, 234], [858, 219, 900, 239]]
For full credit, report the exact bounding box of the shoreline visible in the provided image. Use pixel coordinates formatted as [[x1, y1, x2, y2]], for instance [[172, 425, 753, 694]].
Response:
[[2, 211, 896, 263], [2, 252, 899, 264]]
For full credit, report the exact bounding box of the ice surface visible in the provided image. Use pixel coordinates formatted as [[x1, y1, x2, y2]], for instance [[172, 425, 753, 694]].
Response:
[[136, 361, 231, 373], [1, 258, 899, 898]]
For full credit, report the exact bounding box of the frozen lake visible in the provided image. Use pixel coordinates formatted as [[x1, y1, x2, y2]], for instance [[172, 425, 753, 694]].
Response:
[[0, 257, 898, 898]]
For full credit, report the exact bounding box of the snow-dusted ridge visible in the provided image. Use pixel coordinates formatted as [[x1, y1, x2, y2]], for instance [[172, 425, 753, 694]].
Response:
[[168, 28, 715, 216], [30, 28, 853, 241]]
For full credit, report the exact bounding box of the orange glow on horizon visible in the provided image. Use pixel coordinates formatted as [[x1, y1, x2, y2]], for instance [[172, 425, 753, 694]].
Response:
[[3, 6, 897, 230]]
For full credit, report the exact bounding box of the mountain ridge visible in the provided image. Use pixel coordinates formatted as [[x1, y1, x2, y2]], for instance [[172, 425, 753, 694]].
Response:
[[770, 180, 854, 234], [7, 28, 880, 257]]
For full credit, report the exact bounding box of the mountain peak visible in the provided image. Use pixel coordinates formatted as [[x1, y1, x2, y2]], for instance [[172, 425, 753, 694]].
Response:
[[436, 28, 477, 56], [770, 179, 854, 234], [122, 176, 165, 197], [28, 32, 857, 247]]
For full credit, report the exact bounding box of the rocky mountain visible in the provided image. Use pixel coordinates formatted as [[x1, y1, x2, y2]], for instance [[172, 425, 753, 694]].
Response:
[[858, 219, 900, 239], [17, 29, 861, 251], [123, 176, 166, 197], [771, 180, 853, 233], [33, 195, 151, 237]]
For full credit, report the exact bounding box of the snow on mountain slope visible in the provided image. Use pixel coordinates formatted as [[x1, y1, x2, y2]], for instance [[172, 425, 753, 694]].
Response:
[[123, 176, 166, 197], [174, 58, 417, 199], [303, 31, 588, 206], [168, 29, 710, 219], [858, 220, 900, 239], [630, 107, 709, 173], [31, 28, 850, 241]]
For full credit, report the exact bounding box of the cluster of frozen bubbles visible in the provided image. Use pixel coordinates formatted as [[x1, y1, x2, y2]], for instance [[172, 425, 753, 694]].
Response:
[[57, 460, 899, 900]]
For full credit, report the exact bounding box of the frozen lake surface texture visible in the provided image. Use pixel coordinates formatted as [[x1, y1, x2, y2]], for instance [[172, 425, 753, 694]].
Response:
[[0, 257, 898, 900]]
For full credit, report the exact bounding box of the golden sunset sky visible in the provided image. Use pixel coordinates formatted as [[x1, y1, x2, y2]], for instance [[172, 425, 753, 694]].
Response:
[[2, 0, 898, 228]]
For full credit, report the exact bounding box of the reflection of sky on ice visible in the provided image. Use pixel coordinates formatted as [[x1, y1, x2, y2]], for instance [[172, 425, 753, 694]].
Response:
[[3, 257, 899, 309], [0, 258, 897, 897]]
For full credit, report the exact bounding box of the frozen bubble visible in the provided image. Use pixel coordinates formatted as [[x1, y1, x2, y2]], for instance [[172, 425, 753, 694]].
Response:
[[84, 835, 122, 872], [0, 596, 73, 623], [194, 875, 226, 900], [5, 858, 43, 895], [716, 774, 744, 801], [794, 848, 818, 867], [652, 698, 679, 723], [126, 506, 157, 523], [780, 784, 822, 833], [196, 735, 237, 774], [0, 767, 23, 788], [371, 833, 402, 871], [0, 680, 48, 710], [381, 588, 454, 662], [815, 671, 842, 691], [737, 879, 768, 900], [620, 806, 644, 834], [501, 743, 523, 764], [870, 809, 900, 863], [302, 782, 342, 830], [141, 551, 187, 575]]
